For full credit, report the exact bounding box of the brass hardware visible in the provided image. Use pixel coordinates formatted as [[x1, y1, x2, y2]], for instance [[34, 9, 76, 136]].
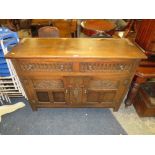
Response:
[[119, 65, 124, 70], [88, 65, 92, 70], [27, 64, 33, 70], [84, 89, 87, 94], [65, 89, 68, 93], [73, 88, 79, 97], [60, 64, 64, 70]]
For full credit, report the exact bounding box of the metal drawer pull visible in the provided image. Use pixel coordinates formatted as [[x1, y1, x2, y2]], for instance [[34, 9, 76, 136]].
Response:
[[60, 64, 64, 70], [74, 88, 79, 97], [88, 65, 92, 70], [119, 65, 124, 70]]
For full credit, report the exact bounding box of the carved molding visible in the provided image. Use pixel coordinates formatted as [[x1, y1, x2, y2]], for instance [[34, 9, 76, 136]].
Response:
[[88, 80, 119, 89], [80, 62, 132, 72], [33, 80, 64, 89], [20, 62, 73, 72]]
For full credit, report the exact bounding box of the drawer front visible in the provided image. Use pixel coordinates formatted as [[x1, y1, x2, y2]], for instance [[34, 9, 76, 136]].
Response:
[[79, 61, 134, 73], [19, 61, 73, 72], [15, 59, 136, 76]]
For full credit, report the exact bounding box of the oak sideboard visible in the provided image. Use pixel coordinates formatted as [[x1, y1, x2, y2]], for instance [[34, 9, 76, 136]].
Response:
[[5, 38, 146, 111]]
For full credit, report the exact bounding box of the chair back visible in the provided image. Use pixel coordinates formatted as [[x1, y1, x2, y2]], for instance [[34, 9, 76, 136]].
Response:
[[38, 26, 60, 38]]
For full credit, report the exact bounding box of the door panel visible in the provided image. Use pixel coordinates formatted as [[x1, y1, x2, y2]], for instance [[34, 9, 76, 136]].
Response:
[[64, 76, 84, 104], [83, 76, 127, 106], [30, 78, 69, 105], [36, 91, 50, 102], [86, 90, 116, 104], [53, 91, 65, 102]]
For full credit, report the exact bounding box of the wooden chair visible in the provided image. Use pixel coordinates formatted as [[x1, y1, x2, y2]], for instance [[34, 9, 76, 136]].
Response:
[[113, 20, 140, 38], [38, 26, 60, 38]]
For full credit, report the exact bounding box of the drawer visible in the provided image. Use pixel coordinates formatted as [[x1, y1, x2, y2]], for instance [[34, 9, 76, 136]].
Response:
[[15, 59, 136, 75], [18, 60, 73, 72], [79, 61, 134, 73]]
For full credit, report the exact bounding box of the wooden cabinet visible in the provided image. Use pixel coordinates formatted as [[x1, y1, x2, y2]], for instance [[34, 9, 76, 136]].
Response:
[[5, 38, 146, 111]]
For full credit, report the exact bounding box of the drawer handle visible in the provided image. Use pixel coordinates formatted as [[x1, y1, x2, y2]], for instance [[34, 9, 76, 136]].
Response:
[[60, 64, 64, 70], [27, 64, 33, 70], [88, 65, 92, 70], [119, 65, 125, 70], [84, 89, 87, 94], [74, 88, 79, 97]]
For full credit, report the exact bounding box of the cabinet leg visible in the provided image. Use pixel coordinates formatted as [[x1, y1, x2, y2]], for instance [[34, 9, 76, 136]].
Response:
[[29, 100, 38, 111], [125, 76, 146, 107], [32, 107, 38, 111], [113, 106, 119, 112]]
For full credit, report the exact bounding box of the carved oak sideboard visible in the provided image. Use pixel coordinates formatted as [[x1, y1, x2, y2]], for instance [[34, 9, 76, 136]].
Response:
[[5, 38, 146, 111]]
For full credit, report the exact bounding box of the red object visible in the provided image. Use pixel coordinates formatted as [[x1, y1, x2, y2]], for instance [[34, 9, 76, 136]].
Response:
[[81, 20, 116, 36]]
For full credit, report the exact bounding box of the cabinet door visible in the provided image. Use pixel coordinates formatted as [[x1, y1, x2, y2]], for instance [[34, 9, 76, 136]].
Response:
[[83, 76, 128, 107], [27, 77, 69, 106], [64, 76, 85, 105]]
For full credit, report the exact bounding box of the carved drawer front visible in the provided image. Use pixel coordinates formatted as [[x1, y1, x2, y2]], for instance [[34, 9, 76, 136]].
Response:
[[19, 61, 73, 72], [80, 61, 133, 73], [32, 79, 69, 105]]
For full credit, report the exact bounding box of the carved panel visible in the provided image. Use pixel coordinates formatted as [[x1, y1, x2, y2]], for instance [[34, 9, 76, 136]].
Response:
[[88, 80, 119, 89], [36, 91, 50, 102], [33, 80, 64, 89], [20, 62, 73, 72], [52, 92, 65, 102], [80, 62, 132, 72], [99, 91, 116, 102], [87, 91, 116, 103]]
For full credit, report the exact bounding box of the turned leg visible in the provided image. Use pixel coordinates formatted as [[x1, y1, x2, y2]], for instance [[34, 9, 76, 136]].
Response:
[[125, 76, 146, 107]]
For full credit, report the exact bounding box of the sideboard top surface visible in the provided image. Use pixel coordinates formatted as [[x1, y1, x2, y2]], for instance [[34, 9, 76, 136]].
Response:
[[5, 38, 147, 59]]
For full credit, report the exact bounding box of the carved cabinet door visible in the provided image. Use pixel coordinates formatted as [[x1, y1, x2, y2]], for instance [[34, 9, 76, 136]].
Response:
[[24, 77, 70, 106], [23, 76, 129, 109], [64, 76, 86, 105], [82, 76, 129, 107]]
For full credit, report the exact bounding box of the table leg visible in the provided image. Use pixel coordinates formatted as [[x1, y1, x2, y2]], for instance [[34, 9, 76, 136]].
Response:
[[125, 76, 146, 107]]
